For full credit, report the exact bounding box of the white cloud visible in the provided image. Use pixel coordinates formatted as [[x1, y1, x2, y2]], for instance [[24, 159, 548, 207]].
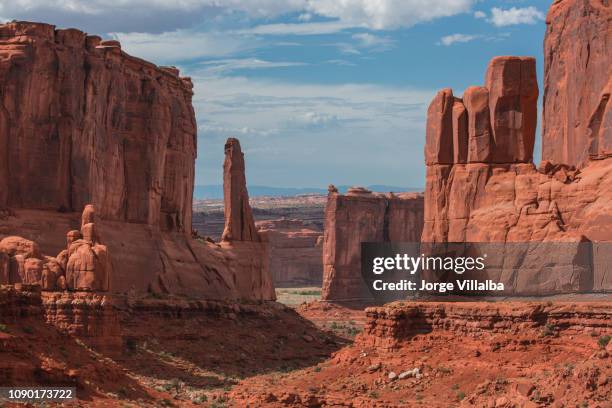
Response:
[[1, 0, 477, 33], [473, 10, 486, 19], [352, 33, 395, 50], [111, 30, 255, 63], [297, 12, 312, 21], [2, 0, 306, 17], [305, 0, 477, 30], [187, 72, 433, 186], [239, 20, 356, 36], [489, 7, 545, 27], [438, 33, 479, 46], [198, 58, 307, 75], [293, 111, 340, 129], [325, 59, 356, 66]]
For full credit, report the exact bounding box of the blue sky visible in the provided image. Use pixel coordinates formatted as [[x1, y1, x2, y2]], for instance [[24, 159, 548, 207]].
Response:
[[1, 0, 550, 189]]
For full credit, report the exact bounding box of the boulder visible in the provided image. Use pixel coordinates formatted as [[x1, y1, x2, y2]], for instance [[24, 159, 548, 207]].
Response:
[[0, 236, 41, 259]]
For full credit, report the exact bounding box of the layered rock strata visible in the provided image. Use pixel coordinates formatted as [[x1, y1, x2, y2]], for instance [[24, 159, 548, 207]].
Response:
[[42, 291, 121, 351], [322, 187, 424, 301], [361, 302, 612, 350], [257, 219, 323, 287]]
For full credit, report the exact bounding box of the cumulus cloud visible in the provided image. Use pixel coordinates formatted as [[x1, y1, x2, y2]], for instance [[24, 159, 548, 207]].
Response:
[[305, 0, 476, 30], [489, 7, 545, 27], [438, 33, 479, 46], [473, 10, 486, 19]]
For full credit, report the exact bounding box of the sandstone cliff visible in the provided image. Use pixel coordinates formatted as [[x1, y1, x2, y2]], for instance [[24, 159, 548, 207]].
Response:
[[543, 0, 611, 167], [322, 187, 424, 301], [257, 219, 323, 287], [0, 22, 195, 234], [0, 22, 274, 300], [421, 2, 612, 293]]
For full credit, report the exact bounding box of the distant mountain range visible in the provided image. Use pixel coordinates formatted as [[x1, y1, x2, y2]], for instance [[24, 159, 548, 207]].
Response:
[[194, 185, 420, 200]]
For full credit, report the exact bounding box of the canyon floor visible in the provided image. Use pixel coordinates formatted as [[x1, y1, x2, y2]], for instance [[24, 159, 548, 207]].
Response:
[[1, 290, 610, 408]]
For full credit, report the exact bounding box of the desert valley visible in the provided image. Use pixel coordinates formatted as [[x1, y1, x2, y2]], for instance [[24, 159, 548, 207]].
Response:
[[0, 0, 611, 407]]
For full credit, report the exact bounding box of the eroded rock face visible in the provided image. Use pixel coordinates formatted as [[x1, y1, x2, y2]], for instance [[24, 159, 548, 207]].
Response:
[[43, 292, 121, 351], [543, 0, 612, 167], [422, 51, 612, 292], [257, 219, 323, 287], [425, 89, 454, 165], [361, 302, 612, 350], [0, 205, 110, 291], [0, 22, 274, 301], [322, 189, 424, 301], [221, 138, 259, 242], [0, 21, 195, 234], [486, 56, 538, 163]]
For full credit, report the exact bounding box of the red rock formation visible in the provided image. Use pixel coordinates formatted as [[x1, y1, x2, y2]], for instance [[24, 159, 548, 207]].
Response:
[[0, 21, 195, 234], [0, 205, 110, 291], [221, 138, 259, 242], [42, 291, 121, 351], [486, 56, 538, 163], [322, 187, 424, 301], [543, 0, 612, 167], [463, 86, 492, 163], [425, 89, 454, 165], [0, 22, 274, 300], [421, 4, 612, 293], [257, 219, 323, 287], [361, 302, 612, 350]]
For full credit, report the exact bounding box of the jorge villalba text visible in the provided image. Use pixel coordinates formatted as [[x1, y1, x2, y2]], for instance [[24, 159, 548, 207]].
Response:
[[370, 254, 504, 293], [371, 279, 504, 293]]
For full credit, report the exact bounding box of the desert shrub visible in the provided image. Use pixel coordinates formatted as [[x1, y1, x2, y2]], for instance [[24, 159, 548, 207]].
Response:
[[598, 335, 611, 349]]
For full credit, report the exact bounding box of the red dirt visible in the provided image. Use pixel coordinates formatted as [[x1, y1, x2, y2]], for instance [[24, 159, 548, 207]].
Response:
[[1, 296, 610, 407]]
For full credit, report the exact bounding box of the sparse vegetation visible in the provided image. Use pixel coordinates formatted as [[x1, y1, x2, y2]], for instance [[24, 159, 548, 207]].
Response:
[[290, 289, 321, 296], [125, 338, 138, 352], [0, 323, 9, 333], [21, 326, 34, 334], [597, 334, 610, 349], [456, 391, 465, 401], [192, 395, 208, 405], [541, 323, 555, 337]]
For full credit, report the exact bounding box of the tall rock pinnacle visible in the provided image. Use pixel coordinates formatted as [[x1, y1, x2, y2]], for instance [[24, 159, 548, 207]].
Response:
[[221, 138, 260, 242]]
